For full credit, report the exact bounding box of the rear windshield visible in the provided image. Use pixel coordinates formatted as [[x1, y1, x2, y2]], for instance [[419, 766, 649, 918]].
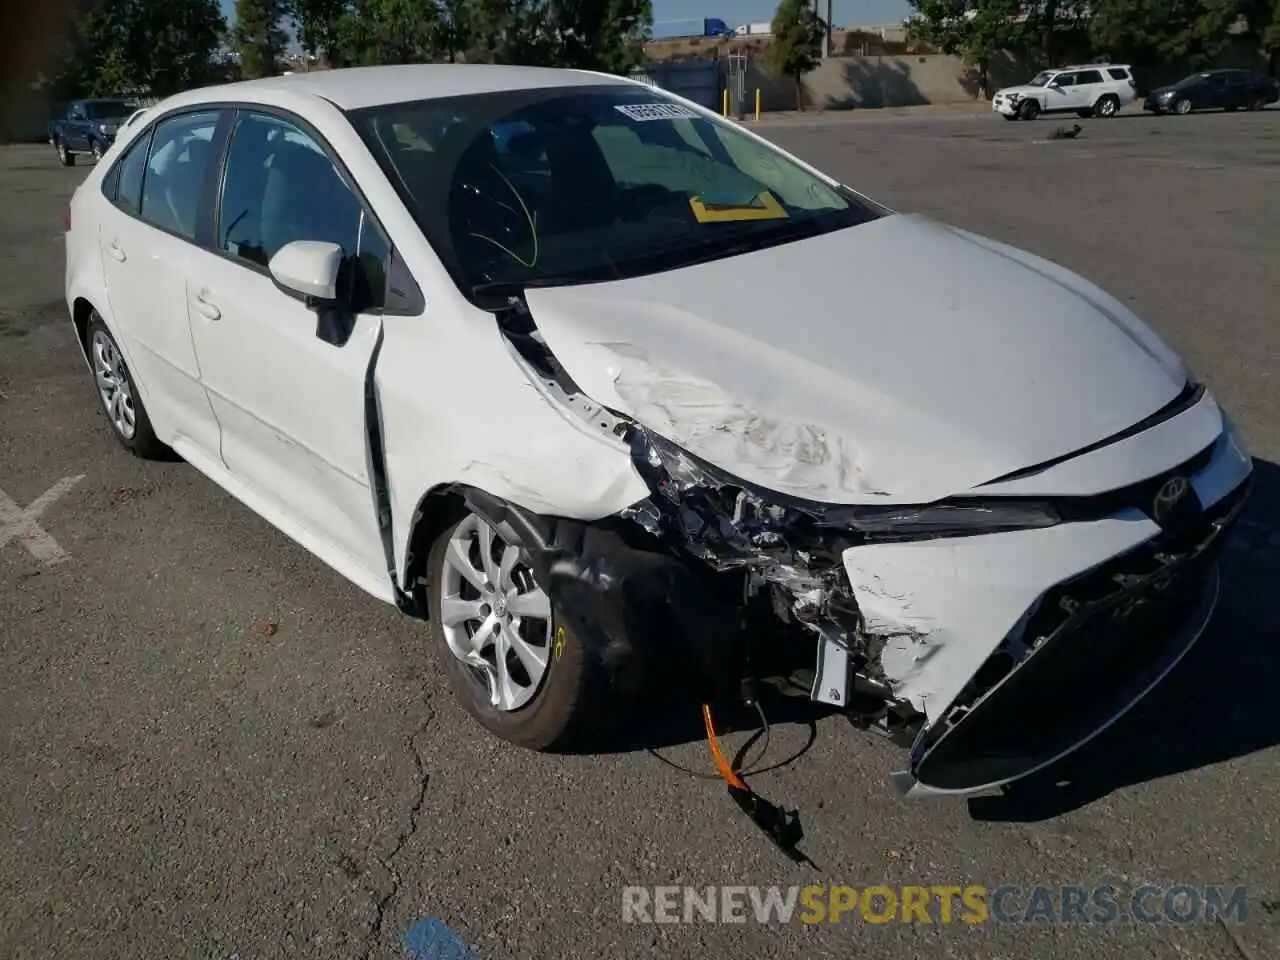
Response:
[[349, 85, 885, 301]]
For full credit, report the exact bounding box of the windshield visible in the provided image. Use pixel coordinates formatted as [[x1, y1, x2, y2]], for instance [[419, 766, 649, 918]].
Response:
[[349, 85, 884, 301], [1028, 71, 1055, 86], [86, 100, 132, 121]]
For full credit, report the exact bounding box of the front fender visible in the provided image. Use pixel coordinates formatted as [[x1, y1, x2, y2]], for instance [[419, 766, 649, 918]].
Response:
[[375, 307, 649, 589]]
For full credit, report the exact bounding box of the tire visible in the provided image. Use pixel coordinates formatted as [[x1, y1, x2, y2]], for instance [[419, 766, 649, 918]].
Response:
[[1248, 97, 1266, 112], [1019, 99, 1040, 121], [90, 139, 104, 161], [1094, 94, 1120, 118], [1002, 113, 1018, 121], [1173, 98, 1193, 115], [85, 313, 168, 459], [55, 138, 75, 167], [427, 510, 645, 751]]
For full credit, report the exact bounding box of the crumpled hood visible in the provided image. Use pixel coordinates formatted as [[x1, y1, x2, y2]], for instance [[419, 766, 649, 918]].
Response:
[[994, 85, 1046, 98], [524, 213, 1188, 504]]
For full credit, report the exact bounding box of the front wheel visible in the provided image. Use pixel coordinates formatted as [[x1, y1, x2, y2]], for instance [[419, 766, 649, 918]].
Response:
[[1018, 99, 1040, 121], [85, 313, 168, 459], [55, 138, 75, 167], [1173, 98, 1193, 115], [90, 139, 104, 161], [427, 510, 645, 751]]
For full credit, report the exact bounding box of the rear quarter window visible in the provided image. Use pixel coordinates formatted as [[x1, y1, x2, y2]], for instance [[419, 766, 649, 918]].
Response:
[[1107, 68, 1130, 80]]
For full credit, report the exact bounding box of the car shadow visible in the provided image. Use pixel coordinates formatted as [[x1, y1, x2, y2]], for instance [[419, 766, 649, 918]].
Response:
[[969, 457, 1280, 822]]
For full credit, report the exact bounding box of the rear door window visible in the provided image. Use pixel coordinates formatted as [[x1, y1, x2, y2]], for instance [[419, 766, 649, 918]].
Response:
[[1077, 70, 1105, 85]]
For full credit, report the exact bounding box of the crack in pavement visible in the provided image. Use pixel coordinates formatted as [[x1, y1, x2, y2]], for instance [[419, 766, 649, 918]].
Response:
[[361, 707, 434, 960], [363, 732, 432, 957]]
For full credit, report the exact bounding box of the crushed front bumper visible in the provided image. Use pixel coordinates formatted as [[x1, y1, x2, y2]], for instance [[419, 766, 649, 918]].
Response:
[[992, 95, 1021, 117], [815, 419, 1253, 797]]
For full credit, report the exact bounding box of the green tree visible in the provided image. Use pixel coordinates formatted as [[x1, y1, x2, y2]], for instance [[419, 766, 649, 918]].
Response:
[[906, 0, 1030, 97], [1241, 0, 1280, 75], [539, 0, 653, 72], [336, 0, 438, 65], [234, 0, 289, 78], [52, 0, 226, 98], [1088, 0, 1239, 68], [287, 0, 351, 64], [767, 0, 825, 110]]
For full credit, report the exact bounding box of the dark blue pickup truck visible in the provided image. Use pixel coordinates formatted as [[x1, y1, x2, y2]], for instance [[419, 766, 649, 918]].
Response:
[[48, 98, 137, 166]]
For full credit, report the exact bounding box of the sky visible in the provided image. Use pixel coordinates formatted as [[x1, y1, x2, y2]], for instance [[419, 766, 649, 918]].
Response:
[[217, 0, 914, 37]]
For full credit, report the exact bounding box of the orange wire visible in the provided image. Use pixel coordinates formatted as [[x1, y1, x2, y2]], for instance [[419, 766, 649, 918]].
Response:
[[701, 703, 747, 791]]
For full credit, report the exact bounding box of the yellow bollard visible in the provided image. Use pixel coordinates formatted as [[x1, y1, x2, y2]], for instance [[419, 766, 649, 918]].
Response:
[[755, 88, 761, 121], [723, 88, 729, 117]]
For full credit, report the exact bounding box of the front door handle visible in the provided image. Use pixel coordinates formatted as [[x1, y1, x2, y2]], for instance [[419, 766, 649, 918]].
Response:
[[106, 239, 126, 262], [190, 289, 221, 321]]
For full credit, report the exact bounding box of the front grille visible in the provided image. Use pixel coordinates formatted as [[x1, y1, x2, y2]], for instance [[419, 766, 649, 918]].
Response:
[[910, 471, 1250, 792]]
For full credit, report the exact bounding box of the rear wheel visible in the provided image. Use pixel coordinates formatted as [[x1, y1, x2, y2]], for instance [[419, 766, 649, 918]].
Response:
[[1019, 99, 1040, 121], [85, 313, 168, 459], [55, 138, 74, 167], [1248, 96, 1267, 111], [427, 510, 645, 751], [1094, 94, 1120, 118]]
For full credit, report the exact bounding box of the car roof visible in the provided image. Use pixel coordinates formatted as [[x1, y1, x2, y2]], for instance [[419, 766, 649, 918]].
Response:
[[1057, 63, 1130, 71], [172, 64, 633, 112]]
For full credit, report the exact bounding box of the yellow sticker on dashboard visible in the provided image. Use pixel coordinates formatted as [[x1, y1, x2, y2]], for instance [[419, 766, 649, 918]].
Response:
[[689, 190, 789, 223]]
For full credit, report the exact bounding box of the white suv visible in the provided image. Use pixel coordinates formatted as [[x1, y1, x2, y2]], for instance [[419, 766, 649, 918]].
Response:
[[993, 64, 1137, 121]]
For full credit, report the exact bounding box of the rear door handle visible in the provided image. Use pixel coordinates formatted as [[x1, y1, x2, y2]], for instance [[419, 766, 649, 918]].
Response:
[[106, 239, 126, 262], [190, 289, 221, 321]]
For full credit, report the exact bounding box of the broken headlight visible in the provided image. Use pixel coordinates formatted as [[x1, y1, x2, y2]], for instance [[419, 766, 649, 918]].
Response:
[[827, 500, 1062, 540], [630, 428, 1062, 546]]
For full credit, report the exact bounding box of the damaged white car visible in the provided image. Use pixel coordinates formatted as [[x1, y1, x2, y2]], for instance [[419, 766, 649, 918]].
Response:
[[65, 64, 1254, 799]]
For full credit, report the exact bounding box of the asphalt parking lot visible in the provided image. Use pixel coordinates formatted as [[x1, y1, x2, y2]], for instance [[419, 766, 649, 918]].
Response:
[[2, 108, 1279, 960]]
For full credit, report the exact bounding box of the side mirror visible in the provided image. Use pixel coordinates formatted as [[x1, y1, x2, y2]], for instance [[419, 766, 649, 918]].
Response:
[[267, 240, 355, 347], [1047, 81, 1061, 89], [269, 239, 343, 302]]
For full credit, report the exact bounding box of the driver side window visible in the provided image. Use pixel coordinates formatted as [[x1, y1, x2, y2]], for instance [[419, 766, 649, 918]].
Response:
[[1053, 73, 1077, 87], [216, 110, 388, 311]]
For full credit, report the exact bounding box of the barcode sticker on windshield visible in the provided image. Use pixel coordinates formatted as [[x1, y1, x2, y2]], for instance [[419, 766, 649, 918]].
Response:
[[614, 103, 700, 122]]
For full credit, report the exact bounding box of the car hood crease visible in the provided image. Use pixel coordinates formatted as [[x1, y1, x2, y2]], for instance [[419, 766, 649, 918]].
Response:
[[523, 213, 1188, 504]]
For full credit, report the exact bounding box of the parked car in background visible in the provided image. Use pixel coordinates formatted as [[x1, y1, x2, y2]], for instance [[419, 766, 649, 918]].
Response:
[[993, 64, 1137, 120], [1144, 69, 1279, 115], [65, 64, 1253, 800], [49, 98, 135, 165]]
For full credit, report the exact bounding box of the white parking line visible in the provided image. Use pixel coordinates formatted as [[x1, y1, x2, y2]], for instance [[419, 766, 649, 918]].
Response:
[[0, 475, 85, 566]]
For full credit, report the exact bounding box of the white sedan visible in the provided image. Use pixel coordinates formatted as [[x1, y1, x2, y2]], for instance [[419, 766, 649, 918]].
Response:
[[64, 64, 1253, 798]]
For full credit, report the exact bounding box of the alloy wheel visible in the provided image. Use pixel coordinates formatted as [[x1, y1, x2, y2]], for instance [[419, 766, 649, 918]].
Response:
[[438, 513, 553, 712], [91, 329, 136, 440]]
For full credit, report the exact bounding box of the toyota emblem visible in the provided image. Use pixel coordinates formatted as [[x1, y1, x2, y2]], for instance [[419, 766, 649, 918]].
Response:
[[1152, 475, 1190, 524]]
